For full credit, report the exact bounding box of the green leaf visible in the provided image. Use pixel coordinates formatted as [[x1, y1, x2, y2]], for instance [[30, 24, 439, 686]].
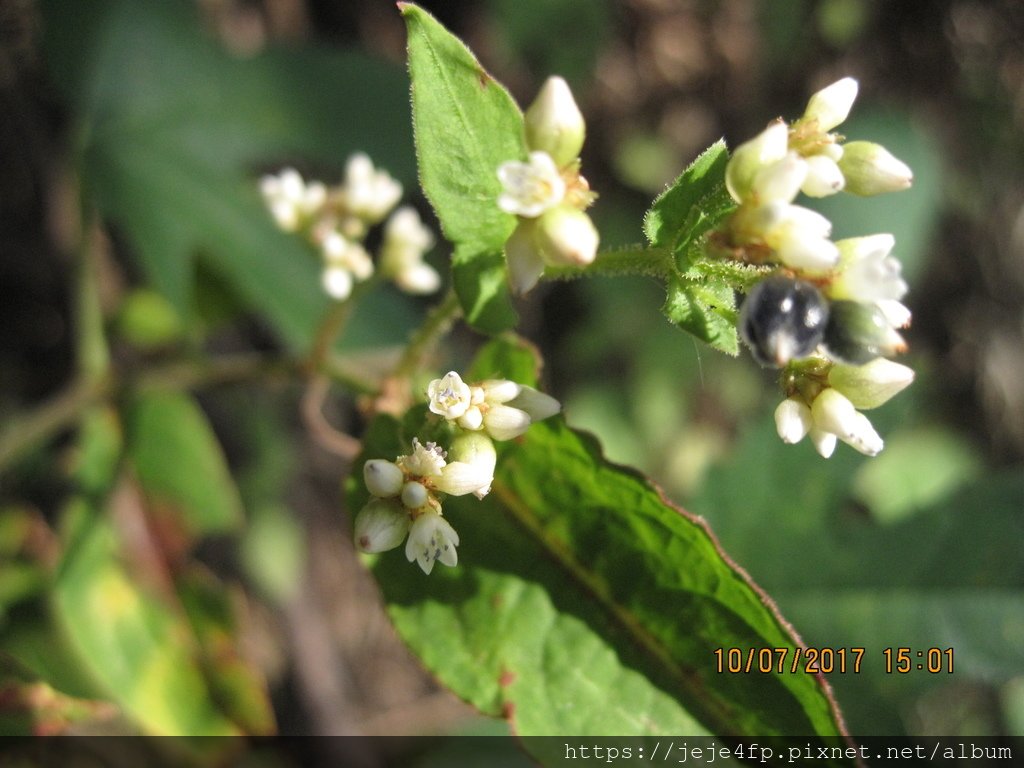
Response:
[[350, 342, 847, 742], [662, 272, 739, 355], [126, 392, 244, 539], [643, 140, 735, 264], [402, 3, 525, 333], [642, 141, 740, 355], [52, 502, 239, 735]]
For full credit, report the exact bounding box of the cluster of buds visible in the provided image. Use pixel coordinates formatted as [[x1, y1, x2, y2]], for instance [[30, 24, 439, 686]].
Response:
[[496, 77, 599, 294], [260, 154, 440, 301], [354, 371, 559, 574], [715, 78, 915, 457]]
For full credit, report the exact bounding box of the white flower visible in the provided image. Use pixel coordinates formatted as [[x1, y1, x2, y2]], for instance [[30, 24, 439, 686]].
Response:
[[396, 438, 446, 479], [380, 207, 441, 295], [830, 234, 906, 303], [524, 76, 586, 167], [876, 298, 912, 329], [364, 459, 404, 498], [802, 77, 859, 133], [810, 387, 884, 456], [260, 168, 327, 232], [354, 498, 410, 554], [322, 232, 374, 280], [342, 153, 403, 223], [405, 511, 460, 575], [427, 371, 472, 421], [497, 151, 566, 218], [828, 358, 915, 409]]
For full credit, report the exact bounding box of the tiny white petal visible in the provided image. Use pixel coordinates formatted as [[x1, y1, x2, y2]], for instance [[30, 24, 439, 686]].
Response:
[[725, 121, 790, 203], [497, 151, 566, 218], [405, 512, 460, 574], [395, 262, 441, 295], [775, 397, 813, 444], [876, 299, 912, 329], [811, 387, 859, 437], [396, 438, 447, 478]]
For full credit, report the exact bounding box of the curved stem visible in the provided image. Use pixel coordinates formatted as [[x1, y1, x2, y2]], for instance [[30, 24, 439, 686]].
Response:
[[392, 288, 462, 381]]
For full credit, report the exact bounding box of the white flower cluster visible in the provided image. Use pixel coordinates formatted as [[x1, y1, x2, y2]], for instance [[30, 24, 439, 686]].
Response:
[[717, 78, 916, 457], [495, 77, 599, 294], [353, 371, 560, 574], [260, 154, 440, 301]]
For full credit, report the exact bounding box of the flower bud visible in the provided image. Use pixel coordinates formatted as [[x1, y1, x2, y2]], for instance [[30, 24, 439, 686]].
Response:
[[354, 498, 410, 554], [483, 404, 533, 441], [524, 76, 586, 168], [536, 206, 599, 267], [725, 120, 789, 204], [507, 386, 561, 422], [401, 480, 430, 510], [750, 153, 807, 204], [364, 459, 404, 498], [823, 300, 907, 365], [802, 77, 858, 133], [505, 218, 546, 295], [811, 387, 883, 456], [810, 426, 838, 459], [775, 397, 813, 444], [837, 141, 913, 196], [800, 155, 845, 198], [479, 379, 522, 404], [828, 358, 915, 409]]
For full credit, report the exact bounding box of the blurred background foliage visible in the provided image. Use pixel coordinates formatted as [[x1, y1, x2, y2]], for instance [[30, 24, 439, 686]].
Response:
[[0, 0, 1022, 752]]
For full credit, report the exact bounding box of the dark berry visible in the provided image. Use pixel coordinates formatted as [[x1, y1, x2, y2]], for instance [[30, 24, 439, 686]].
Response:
[[823, 300, 901, 365], [739, 277, 829, 367]]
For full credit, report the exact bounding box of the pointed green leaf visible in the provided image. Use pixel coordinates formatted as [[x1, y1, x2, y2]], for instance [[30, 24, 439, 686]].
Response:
[[126, 392, 243, 539], [662, 272, 739, 355], [643, 139, 736, 266], [402, 3, 525, 332], [350, 341, 847, 742]]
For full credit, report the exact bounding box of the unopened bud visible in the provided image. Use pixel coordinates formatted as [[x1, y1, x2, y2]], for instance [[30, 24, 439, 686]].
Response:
[[354, 498, 410, 554], [505, 218, 546, 295], [828, 358, 915, 409], [364, 459, 404, 498], [725, 120, 789, 204], [536, 206, 599, 267], [775, 397, 813, 444], [802, 77, 859, 133], [483, 404, 533, 441], [838, 141, 913, 196], [436, 432, 497, 499], [524, 76, 586, 168], [507, 386, 561, 422]]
